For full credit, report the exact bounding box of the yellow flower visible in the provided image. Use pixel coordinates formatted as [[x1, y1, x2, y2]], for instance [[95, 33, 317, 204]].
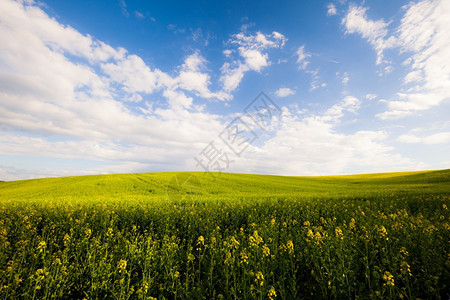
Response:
[[400, 261, 412, 277], [63, 234, 70, 244], [262, 245, 270, 257], [286, 240, 294, 255], [335, 227, 344, 239], [349, 218, 355, 230], [303, 220, 310, 227], [37, 241, 46, 252], [270, 218, 276, 226], [268, 286, 277, 299], [188, 253, 195, 262], [141, 281, 149, 294], [230, 236, 240, 249], [383, 271, 394, 286], [35, 268, 45, 279], [240, 251, 248, 264], [314, 232, 322, 241], [197, 235, 205, 245], [255, 271, 264, 286], [400, 247, 409, 257], [117, 259, 127, 273], [378, 226, 388, 239], [249, 231, 263, 246]]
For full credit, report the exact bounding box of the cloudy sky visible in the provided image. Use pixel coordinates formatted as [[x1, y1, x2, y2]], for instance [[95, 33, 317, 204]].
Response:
[[1, 0, 449, 180]]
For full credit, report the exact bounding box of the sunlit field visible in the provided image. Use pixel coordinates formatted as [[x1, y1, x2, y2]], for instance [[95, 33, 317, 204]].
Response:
[[0, 170, 449, 299]]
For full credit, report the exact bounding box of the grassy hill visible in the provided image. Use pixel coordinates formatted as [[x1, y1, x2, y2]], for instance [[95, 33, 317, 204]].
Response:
[[1, 169, 449, 203], [0, 170, 449, 299]]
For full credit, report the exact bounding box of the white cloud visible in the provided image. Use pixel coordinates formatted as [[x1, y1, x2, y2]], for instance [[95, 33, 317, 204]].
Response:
[[235, 97, 424, 176], [341, 72, 349, 85], [308, 69, 326, 92], [398, 132, 450, 144], [239, 48, 269, 72], [384, 66, 393, 74], [0, 0, 428, 180], [378, 0, 450, 119], [327, 3, 337, 16], [223, 50, 232, 57], [365, 93, 377, 100], [296, 45, 311, 70], [342, 5, 396, 65], [101, 54, 160, 94], [135, 11, 144, 19], [219, 31, 287, 93], [163, 90, 193, 110], [119, 0, 129, 17], [323, 96, 360, 121], [343, 1, 450, 120], [175, 52, 230, 100], [220, 63, 249, 94], [0, 0, 293, 181], [101, 51, 229, 100], [275, 88, 295, 98], [0, 0, 228, 173], [295, 46, 326, 91]]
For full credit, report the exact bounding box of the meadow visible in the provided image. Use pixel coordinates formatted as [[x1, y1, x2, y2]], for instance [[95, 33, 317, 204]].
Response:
[[0, 170, 449, 299]]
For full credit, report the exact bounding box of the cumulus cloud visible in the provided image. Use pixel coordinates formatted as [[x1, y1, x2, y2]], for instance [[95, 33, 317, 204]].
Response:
[[236, 97, 424, 175], [219, 31, 287, 93], [275, 88, 295, 98], [0, 0, 228, 174]]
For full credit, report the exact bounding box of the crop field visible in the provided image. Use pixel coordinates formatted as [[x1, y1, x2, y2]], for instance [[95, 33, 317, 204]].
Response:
[[0, 170, 449, 299]]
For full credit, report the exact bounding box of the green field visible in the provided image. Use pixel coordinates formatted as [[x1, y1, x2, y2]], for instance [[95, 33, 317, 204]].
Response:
[[0, 170, 449, 299]]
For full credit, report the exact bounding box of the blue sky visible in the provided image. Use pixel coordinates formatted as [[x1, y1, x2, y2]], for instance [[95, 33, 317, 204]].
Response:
[[0, 0, 449, 180]]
